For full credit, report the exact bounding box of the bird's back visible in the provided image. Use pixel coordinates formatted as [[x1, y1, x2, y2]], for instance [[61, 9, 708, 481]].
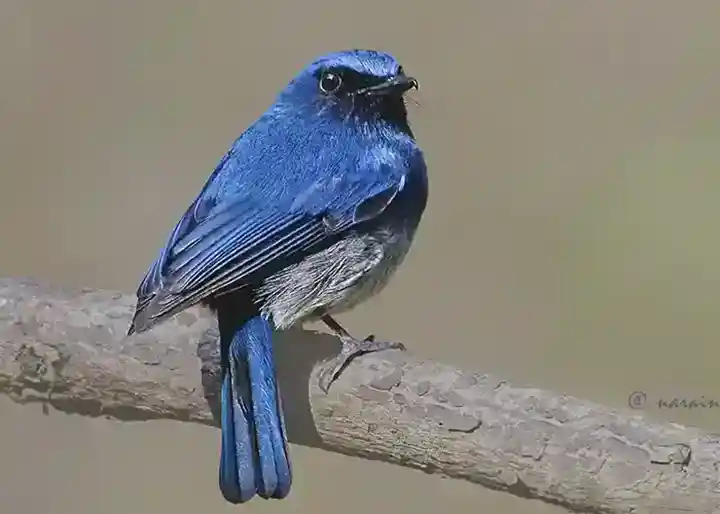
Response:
[[129, 101, 425, 335]]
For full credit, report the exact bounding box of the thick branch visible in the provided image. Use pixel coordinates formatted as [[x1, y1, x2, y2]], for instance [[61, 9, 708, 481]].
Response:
[[0, 277, 717, 513]]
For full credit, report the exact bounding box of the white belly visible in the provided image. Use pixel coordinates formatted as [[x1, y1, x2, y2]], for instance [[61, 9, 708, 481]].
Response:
[[256, 225, 414, 330]]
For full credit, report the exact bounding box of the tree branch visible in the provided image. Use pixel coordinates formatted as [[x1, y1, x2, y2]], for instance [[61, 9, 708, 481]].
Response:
[[0, 277, 717, 513]]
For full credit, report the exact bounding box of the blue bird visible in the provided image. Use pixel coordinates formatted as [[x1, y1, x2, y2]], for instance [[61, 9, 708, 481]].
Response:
[[127, 49, 429, 503]]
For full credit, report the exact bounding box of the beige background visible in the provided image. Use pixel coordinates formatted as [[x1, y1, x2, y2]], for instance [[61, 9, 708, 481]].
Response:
[[2, 1, 720, 512]]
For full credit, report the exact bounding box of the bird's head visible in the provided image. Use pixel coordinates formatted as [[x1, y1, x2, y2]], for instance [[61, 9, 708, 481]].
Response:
[[277, 49, 418, 134]]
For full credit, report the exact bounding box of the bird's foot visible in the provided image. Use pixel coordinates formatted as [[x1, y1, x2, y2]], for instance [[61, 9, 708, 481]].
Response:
[[318, 335, 406, 394]]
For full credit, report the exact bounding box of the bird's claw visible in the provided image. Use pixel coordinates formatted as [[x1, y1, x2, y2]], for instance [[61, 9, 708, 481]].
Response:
[[318, 336, 406, 394]]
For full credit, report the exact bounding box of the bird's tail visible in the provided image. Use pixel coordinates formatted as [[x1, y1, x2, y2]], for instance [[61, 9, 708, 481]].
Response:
[[218, 314, 292, 503]]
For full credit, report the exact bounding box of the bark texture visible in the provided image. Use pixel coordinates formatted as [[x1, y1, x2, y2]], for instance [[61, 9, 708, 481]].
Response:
[[0, 277, 718, 513]]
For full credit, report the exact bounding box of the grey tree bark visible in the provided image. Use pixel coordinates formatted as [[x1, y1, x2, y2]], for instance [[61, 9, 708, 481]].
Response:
[[0, 277, 718, 514]]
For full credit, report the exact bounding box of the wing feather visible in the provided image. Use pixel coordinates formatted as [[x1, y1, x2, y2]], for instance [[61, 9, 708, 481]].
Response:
[[128, 153, 408, 334]]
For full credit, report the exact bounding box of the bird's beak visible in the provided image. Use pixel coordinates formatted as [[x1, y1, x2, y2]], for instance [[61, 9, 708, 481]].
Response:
[[356, 74, 419, 97]]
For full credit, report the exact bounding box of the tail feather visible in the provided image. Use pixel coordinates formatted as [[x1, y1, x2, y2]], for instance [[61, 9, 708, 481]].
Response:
[[218, 314, 292, 503], [219, 362, 257, 503]]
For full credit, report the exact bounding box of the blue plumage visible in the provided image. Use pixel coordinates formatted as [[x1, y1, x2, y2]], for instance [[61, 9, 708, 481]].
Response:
[[219, 314, 290, 501], [127, 49, 428, 503]]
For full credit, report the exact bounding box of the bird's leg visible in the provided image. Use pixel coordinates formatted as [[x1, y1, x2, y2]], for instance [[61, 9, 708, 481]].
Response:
[[318, 314, 406, 393]]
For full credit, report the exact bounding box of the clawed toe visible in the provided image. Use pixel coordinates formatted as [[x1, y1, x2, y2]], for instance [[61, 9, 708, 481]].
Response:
[[318, 336, 407, 394]]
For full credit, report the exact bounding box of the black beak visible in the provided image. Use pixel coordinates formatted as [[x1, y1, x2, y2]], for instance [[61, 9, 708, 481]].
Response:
[[356, 74, 419, 97]]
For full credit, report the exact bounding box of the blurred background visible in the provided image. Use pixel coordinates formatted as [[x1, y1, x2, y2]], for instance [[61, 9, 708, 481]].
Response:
[[1, 1, 720, 513]]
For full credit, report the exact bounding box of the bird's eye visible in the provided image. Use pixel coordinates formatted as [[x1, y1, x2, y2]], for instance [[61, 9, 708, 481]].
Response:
[[319, 71, 342, 94]]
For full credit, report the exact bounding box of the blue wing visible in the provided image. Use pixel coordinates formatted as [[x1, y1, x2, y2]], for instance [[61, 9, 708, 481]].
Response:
[[128, 140, 409, 334]]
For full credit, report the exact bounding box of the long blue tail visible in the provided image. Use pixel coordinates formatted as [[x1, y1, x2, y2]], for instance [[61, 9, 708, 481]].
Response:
[[218, 314, 292, 503]]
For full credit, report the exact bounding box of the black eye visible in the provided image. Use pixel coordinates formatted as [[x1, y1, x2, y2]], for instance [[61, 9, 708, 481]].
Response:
[[319, 71, 342, 94]]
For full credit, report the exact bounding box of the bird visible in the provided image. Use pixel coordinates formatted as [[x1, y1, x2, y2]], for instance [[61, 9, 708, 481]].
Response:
[[126, 49, 429, 504]]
